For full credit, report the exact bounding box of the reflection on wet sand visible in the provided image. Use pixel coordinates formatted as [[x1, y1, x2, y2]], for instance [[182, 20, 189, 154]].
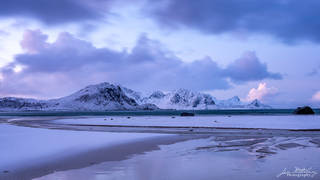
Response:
[[36, 136, 320, 180]]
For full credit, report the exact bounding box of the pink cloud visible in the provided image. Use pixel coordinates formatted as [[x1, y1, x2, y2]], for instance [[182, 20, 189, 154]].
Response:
[[312, 91, 320, 102], [247, 83, 278, 102], [20, 29, 49, 53]]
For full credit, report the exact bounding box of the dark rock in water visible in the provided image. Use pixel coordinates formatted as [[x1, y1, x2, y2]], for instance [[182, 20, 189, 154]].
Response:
[[294, 106, 315, 114], [180, 112, 195, 116]]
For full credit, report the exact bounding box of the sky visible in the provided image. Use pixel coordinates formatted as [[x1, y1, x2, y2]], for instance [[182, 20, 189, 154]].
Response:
[[0, 0, 319, 108]]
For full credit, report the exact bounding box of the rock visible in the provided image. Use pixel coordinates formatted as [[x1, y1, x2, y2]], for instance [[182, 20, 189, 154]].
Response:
[[180, 112, 195, 116], [294, 106, 315, 114]]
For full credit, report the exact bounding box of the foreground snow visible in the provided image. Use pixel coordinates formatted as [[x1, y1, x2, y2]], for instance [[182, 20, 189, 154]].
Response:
[[49, 115, 320, 130], [0, 124, 169, 172]]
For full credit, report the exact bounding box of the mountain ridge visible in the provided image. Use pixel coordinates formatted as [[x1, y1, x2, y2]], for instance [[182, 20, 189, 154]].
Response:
[[0, 82, 271, 111]]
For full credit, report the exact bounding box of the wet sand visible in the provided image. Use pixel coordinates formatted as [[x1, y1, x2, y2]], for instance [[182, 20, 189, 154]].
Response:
[[36, 136, 320, 180]]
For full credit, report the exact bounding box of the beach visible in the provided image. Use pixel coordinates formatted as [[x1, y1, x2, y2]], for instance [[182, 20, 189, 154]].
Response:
[[1, 114, 320, 180]]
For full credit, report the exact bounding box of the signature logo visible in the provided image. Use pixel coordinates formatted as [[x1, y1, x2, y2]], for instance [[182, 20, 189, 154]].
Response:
[[277, 167, 318, 178]]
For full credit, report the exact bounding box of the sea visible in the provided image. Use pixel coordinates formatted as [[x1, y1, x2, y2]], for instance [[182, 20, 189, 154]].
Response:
[[0, 109, 319, 117]]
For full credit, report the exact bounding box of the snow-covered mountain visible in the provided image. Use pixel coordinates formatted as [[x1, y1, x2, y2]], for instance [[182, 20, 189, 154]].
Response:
[[142, 89, 216, 110], [47, 83, 158, 111], [0, 82, 271, 111], [141, 90, 271, 110], [213, 96, 270, 109], [246, 99, 271, 109], [0, 83, 157, 111], [216, 96, 243, 108], [0, 97, 48, 111]]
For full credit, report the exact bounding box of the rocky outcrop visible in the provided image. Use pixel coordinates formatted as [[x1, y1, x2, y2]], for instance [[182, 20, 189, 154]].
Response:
[[180, 112, 195, 116], [294, 106, 315, 115]]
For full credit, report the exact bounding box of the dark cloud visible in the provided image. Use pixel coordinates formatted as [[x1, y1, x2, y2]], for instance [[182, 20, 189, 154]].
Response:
[[0, 30, 281, 98], [144, 0, 320, 43], [0, 0, 115, 25], [16, 30, 123, 73], [224, 52, 282, 82]]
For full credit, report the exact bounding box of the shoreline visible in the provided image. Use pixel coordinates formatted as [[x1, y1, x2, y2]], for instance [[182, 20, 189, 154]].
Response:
[[12, 120, 320, 138], [10, 115, 320, 137], [0, 108, 319, 117]]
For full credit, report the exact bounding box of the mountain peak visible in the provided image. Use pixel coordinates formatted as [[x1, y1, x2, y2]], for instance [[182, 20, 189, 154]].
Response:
[[230, 96, 240, 101], [149, 91, 166, 99], [83, 82, 113, 89], [52, 82, 157, 111], [143, 89, 215, 109], [247, 99, 271, 109], [249, 99, 260, 106]]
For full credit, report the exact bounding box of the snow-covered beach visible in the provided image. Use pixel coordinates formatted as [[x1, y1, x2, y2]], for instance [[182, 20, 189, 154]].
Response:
[[0, 121, 185, 180], [1, 114, 320, 179]]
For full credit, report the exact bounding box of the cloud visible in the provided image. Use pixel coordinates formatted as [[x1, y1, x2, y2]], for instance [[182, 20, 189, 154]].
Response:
[[0, 30, 9, 37], [224, 52, 282, 83], [144, 0, 320, 43], [20, 29, 49, 53], [0, 30, 281, 98], [0, 0, 116, 25], [246, 83, 279, 102], [312, 91, 320, 102], [307, 65, 320, 76]]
